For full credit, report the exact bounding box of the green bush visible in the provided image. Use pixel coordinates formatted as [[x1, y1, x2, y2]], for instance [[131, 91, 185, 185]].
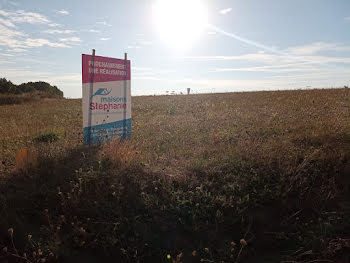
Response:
[[34, 132, 60, 143]]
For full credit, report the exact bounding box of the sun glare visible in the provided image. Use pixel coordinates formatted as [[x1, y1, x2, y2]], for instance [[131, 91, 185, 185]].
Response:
[[152, 0, 208, 49]]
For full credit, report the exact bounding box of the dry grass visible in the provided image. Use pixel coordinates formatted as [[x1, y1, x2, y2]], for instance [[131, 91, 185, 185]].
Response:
[[0, 94, 39, 105], [1, 89, 349, 175], [0, 88, 349, 262], [99, 139, 140, 169], [14, 148, 38, 173], [0, 98, 81, 172], [132, 89, 350, 176]]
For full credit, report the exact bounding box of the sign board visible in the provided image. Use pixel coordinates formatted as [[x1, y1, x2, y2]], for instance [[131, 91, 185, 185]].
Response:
[[82, 53, 131, 144]]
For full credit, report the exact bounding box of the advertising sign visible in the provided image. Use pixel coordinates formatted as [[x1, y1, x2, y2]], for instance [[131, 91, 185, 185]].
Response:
[[82, 53, 131, 144]]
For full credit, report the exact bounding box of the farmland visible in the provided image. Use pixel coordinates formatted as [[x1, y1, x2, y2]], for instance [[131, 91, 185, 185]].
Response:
[[0, 88, 349, 262]]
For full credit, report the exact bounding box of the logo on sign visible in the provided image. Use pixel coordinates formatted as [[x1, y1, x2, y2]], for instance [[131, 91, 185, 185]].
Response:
[[91, 88, 111, 97]]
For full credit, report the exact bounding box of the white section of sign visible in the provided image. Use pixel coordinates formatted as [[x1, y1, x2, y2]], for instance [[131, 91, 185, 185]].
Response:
[[82, 80, 131, 128]]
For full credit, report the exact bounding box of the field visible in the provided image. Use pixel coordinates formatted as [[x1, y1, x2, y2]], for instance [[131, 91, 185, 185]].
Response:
[[0, 89, 349, 263]]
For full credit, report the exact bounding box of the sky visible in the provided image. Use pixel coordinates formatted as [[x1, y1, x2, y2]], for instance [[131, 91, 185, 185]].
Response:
[[0, 0, 349, 98]]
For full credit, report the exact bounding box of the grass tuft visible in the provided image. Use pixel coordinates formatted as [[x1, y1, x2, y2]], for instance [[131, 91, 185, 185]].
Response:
[[34, 132, 60, 143]]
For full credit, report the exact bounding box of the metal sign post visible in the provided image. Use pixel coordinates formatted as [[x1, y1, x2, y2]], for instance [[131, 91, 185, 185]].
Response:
[[87, 49, 96, 145], [123, 53, 127, 139]]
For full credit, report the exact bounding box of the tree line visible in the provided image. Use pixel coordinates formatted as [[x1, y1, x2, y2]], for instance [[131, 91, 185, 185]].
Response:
[[0, 78, 63, 98]]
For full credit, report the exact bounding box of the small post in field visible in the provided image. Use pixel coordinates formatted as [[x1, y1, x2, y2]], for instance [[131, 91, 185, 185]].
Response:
[[187, 88, 191, 95]]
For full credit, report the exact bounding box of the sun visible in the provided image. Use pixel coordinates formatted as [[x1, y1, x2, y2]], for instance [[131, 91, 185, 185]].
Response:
[[152, 0, 208, 49]]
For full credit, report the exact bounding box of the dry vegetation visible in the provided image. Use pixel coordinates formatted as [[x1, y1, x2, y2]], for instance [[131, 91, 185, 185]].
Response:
[[0, 89, 349, 263]]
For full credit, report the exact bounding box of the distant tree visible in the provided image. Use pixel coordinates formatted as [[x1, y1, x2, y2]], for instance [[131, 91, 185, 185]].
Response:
[[0, 78, 16, 93], [18, 83, 35, 93], [0, 78, 64, 98]]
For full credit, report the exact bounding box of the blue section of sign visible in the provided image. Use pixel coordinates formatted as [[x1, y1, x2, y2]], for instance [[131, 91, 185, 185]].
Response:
[[83, 118, 132, 145]]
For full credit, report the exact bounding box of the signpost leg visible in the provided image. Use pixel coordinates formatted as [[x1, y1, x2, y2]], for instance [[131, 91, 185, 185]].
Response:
[[123, 53, 127, 139], [87, 49, 95, 145]]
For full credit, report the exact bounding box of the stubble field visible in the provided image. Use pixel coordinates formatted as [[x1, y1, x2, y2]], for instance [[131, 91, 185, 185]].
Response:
[[0, 89, 349, 263]]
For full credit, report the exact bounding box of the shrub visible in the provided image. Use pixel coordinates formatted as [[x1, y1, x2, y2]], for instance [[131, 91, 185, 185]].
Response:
[[34, 132, 60, 143], [0, 77, 64, 98]]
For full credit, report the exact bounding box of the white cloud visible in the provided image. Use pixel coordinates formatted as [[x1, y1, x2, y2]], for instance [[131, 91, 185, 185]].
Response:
[[133, 67, 153, 71], [0, 60, 15, 64], [139, 40, 152, 46], [182, 53, 288, 64], [133, 71, 155, 77], [0, 23, 27, 48], [43, 29, 75, 34], [183, 40, 350, 89], [0, 9, 74, 50], [59, 37, 81, 43], [127, 38, 152, 50], [0, 9, 59, 27], [209, 24, 349, 60], [0, 10, 9, 16], [100, 37, 111, 41], [133, 76, 160, 80], [85, 29, 100, 33], [213, 62, 318, 73], [0, 23, 71, 49], [0, 17, 15, 27], [11, 10, 50, 24], [132, 67, 173, 81], [48, 23, 61, 27], [127, 45, 140, 49], [9, 48, 26, 52], [183, 43, 350, 65], [286, 42, 343, 55], [219, 8, 232, 15], [96, 21, 112, 27], [1, 53, 15, 56], [0, 68, 79, 82], [25, 38, 70, 48], [48, 73, 81, 82], [57, 9, 69, 15]]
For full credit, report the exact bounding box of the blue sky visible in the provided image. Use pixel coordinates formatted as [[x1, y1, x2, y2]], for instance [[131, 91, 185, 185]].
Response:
[[0, 0, 349, 98]]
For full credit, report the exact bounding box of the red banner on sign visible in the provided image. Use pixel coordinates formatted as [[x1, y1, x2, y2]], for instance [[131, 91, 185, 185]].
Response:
[[82, 54, 131, 84]]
